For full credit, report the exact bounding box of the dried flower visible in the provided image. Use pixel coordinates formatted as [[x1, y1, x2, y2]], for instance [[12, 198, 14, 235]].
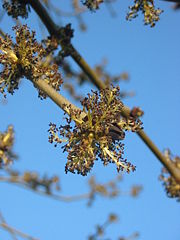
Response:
[[49, 86, 142, 176], [126, 0, 163, 27], [0, 25, 62, 98], [0, 126, 15, 167], [160, 149, 180, 201]]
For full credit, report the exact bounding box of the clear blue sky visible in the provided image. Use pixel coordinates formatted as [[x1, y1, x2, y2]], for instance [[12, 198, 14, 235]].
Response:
[[0, 0, 180, 239]]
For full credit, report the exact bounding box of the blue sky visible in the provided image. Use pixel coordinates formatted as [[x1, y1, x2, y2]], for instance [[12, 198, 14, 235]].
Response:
[[0, 0, 180, 239]]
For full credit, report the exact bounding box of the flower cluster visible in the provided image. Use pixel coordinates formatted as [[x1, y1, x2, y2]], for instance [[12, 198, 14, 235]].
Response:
[[56, 24, 74, 59], [126, 0, 163, 27], [82, 0, 104, 11], [0, 25, 62, 98], [0, 126, 15, 168], [3, 0, 30, 19], [49, 87, 142, 176], [160, 150, 180, 201]]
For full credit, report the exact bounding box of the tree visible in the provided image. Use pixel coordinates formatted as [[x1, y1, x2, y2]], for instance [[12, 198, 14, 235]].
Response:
[[0, 0, 180, 239]]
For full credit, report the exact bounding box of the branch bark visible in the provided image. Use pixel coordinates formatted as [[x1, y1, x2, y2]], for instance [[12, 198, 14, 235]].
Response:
[[32, 78, 81, 115]]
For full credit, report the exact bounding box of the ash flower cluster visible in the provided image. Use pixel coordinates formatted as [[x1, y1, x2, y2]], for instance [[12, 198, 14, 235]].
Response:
[[126, 0, 163, 27], [49, 87, 142, 176], [160, 150, 180, 201], [0, 126, 15, 167], [82, 0, 104, 11], [0, 25, 62, 98], [3, 0, 30, 19]]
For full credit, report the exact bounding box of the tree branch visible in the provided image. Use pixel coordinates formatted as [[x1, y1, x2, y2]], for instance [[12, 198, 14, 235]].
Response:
[[0, 174, 137, 203], [26, 0, 180, 183], [0, 176, 90, 202], [32, 78, 82, 116]]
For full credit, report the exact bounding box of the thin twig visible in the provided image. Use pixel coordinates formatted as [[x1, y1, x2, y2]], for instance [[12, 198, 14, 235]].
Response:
[[0, 174, 135, 203], [32, 78, 82, 115], [0, 176, 90, 202], [0, 211, 38, 240], [0, 212, 17, 240]]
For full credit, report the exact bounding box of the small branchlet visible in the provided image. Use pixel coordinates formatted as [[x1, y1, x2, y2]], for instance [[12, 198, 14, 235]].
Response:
[[0, 126, 15, 167], [87, 175, 142, 205], [88, 213, 139, 240], [1, 169, 141, 204], [160, 149, 180, 201], [0, 210, 39, 240], [82, 0, 104, 11], [7, 169, 60, 195], [126, 0, 163, 27], [22, 171, 60, 194], [92, 60, 135, 98], [0, 25, 62, 98], [130, 107, 144, 118], [56, 59, 133, 101], [118, 232, 140, 240], [2, 0, 30, 19], [88, 213, 118, 240], [49, 86, 142, 176], [87, 175, 122, 205]]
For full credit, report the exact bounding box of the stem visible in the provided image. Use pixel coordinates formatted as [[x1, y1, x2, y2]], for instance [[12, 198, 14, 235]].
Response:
[[31, 78, 86, 124], [32, 78, 81, 115], [0, 176, 90, 202], [27, 0, 180, 182], [70, 45, 106, 89], [0, 212, 38, 240], [0, 212, 17, 240], [27, 0, 59, 36], [0, 223, 38, 240], [137, 130, 180, 182]]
